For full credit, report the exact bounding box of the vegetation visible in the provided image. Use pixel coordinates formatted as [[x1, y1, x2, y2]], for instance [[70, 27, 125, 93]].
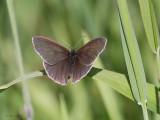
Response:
[[0, 0, 160, 120]]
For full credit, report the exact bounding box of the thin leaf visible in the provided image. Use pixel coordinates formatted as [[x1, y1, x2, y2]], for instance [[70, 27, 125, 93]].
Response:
[[0, 70, 45, 93], [6, 0, 24, 75], [87, 68, 159, 114], [6, 0, 33, 119], [157, 47, 160, 87], [117, 0, 148, 119], [118, 12, 140, 102], [117, 0, 148, 103], [138, 0, 159, 53]]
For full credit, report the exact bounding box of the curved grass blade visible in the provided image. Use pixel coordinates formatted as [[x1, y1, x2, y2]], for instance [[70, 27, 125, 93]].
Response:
[[138, 0, 159, 53], [88, 68, 159, 114], [0, 70, 45, 93]]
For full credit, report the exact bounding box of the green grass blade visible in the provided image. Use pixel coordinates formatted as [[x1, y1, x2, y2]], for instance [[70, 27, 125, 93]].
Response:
[[0, 70, 45, 93], [6, 0, 34, 119], [87, 68, 159, 114], [157, 47, 160, 87], [82, 32, 124, 120], [95, 81, 124, 120], [0, 68, 159, 114], [29, 80, 61, 120], [117, 0, 148, 102], [118, 13, 140, 102], [69, 82, 92, 120], [138, 0, 159, 53], [59, 94, 69, 120], [117, 0, 148, 119], [139, 0, 160, 116], [6, 0, 24, 75]]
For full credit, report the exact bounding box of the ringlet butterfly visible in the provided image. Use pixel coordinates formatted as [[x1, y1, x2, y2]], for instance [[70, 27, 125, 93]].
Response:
[[32, 36, 107, 85]]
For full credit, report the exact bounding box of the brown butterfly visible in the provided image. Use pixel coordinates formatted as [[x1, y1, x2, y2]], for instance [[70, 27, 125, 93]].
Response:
[[32, 36, 107, 85]]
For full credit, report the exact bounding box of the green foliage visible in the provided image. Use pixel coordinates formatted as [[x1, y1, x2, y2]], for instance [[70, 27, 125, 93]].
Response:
[[0, 68, 159, 114], [0, 0, 160, 120], [117, 0, 149, 119]]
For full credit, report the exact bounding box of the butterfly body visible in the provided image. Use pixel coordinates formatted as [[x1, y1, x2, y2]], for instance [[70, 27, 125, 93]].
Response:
[[32, 36, 107, 85], [70, 49, 77, 65]]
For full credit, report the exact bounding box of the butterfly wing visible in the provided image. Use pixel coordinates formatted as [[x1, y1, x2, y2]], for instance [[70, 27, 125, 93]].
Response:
[[77, 37, 107, 65], [72, 37, 107, 84], [32, 36, 70, 65], [72, 58, 93, 84], [43, 57, 72, 85]]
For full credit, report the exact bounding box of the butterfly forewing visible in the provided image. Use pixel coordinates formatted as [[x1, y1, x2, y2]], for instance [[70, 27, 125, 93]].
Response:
[[43, 57, 72, 85], [32, 36, 70, 65], [77, 37, 107, 65]]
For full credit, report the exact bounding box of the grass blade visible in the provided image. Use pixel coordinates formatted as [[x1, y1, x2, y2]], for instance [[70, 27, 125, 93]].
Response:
[[88, 68, 159, 114], [117, 0, 148, 119], [157, 47, 160, 84], [69, 80, 92, 120], [0, 68, 159, 114], [119, 14, 140, 102], [6, 0, 23, 74], [0, 70, 44, 93], [59, 94, 69, 120], [6, 0, 34, 119], [138, 0, 159, 53], [82, 32, 124, 120], [139, 0, 160, 113]]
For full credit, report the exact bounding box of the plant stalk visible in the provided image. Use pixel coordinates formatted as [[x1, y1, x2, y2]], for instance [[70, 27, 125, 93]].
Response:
[[138, 100, 149, 120], [6, 0, 33, 119]]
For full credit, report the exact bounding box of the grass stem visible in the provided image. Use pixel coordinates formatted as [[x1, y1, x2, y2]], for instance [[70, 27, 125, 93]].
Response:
[[6, 0, 33, 119]]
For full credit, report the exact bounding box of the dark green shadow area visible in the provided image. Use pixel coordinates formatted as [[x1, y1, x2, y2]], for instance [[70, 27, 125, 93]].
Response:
[[156, 87, 159, 113], [40, 69, 47, 75], [87, 67, 103, 78], [0, 88, 8, 93]]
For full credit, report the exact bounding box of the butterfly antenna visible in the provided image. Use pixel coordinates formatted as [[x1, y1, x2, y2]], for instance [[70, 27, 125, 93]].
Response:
[[74, 35, 86, 49], [58, 38, 72, 49]]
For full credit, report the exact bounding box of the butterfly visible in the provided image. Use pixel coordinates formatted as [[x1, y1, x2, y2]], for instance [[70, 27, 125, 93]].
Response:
[[32, 36, 107, 85]]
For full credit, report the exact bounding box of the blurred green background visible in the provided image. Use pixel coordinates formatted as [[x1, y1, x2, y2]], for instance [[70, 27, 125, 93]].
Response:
[[0, 0, 160, 120]]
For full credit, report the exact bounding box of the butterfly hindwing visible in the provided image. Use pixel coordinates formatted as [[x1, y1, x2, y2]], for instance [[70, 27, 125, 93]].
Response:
[[43, 57, 72, 85], [72, 58, 93, 84]]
